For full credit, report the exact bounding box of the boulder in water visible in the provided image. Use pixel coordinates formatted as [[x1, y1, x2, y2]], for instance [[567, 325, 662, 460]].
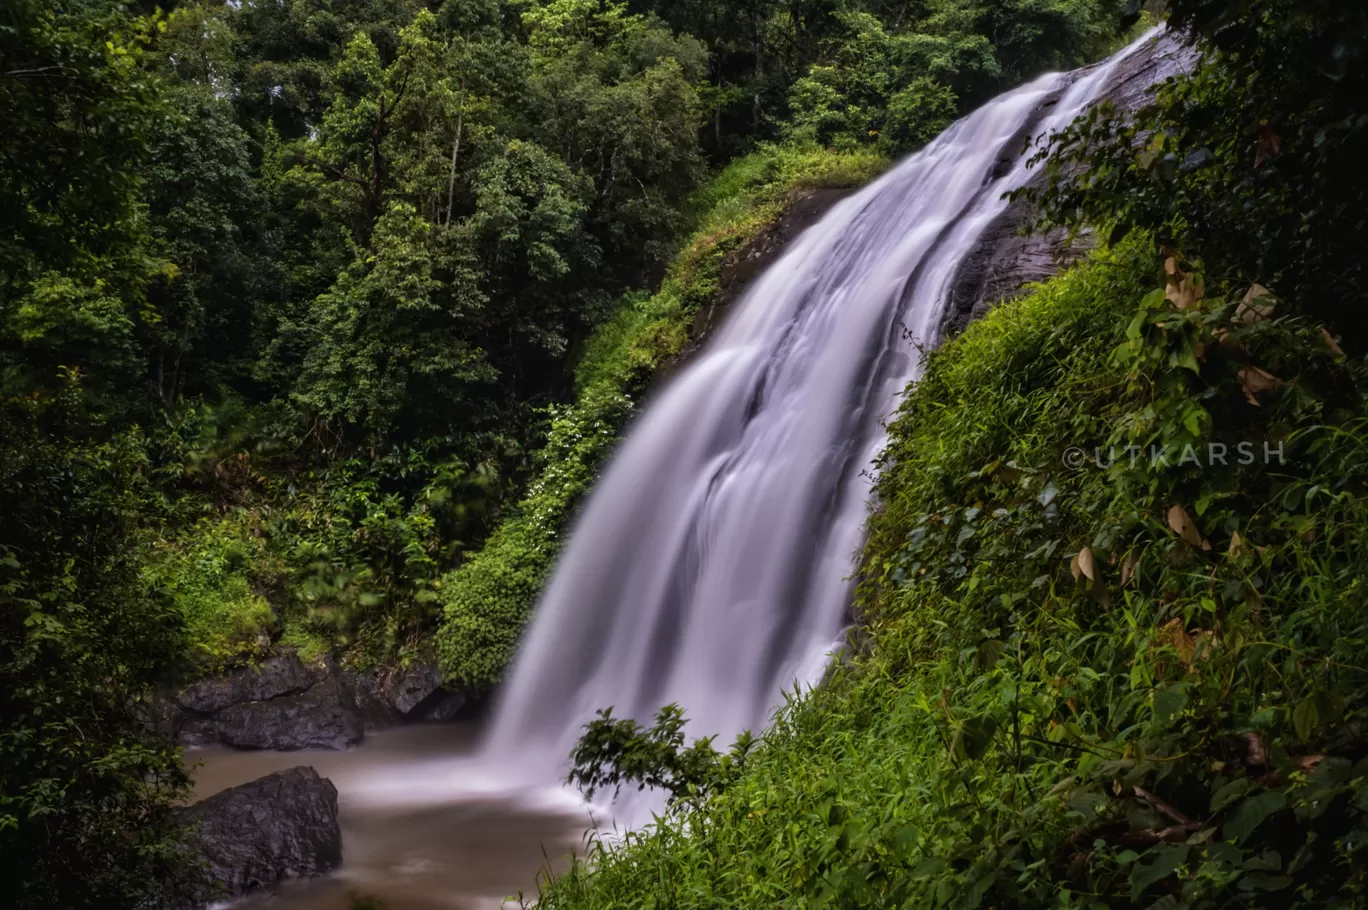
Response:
[[179, 766, 341, 907], [387, 663, 444, 715], [346, 669, 404, 731], [413, 688, 467, 722]]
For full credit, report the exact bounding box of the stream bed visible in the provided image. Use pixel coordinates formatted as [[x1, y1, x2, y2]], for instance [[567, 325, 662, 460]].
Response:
[[187, 724, 595, 909]]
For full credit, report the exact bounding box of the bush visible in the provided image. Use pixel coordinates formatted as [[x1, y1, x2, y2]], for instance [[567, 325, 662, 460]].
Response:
[[568, 704, 756, 809], [0, 391, 194, 909], [1022, 0, 1368, 349], [146, 515, 278, 671], [147, 401, 515, 671]]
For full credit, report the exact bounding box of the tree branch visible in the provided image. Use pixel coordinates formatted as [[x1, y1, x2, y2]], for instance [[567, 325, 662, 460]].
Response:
[[1, 65, 74, 79], [298, 154, 369, 190]]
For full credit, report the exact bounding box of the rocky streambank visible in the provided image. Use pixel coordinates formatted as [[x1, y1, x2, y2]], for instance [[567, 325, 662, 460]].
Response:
[[159, 654, 468, 905], [149, 652, 467, 751]]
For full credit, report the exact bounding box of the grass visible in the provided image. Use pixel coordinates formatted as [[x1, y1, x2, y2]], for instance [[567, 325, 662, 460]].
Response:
[[144, 512, 279, 671], [532, 238, 1368, 908]]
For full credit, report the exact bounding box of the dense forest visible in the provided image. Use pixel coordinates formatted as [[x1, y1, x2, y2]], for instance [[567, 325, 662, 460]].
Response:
[[7, 0, 1368, 907]]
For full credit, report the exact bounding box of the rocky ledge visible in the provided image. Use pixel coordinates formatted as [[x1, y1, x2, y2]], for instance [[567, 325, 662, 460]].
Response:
[[148, 651, 466, 751], [178, 766, 341, 907]]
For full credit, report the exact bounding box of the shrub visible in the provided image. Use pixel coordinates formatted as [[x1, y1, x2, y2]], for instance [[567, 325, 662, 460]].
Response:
[[145, 515, 277, 671]]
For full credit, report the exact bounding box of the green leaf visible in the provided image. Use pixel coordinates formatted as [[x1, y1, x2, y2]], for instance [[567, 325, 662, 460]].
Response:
[[1108, 221, 1134, 247], [911, 856, 947, 879], [1153, 685, 1188, 726], [1067, 785, 1108, 819], [1242, 850, 1282, 872], [1131, 844, 1188, 900], [1236, 872, 1293, 892], [1210, 778, 1251, 814], [1223, 790, 1287, 844], [975, 639, 1006, 673], [1292, 695, 1320, 741], [952, 715, 999, 761]]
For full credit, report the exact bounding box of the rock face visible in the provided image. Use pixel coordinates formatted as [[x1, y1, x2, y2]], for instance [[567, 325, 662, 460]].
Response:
[[346, 669, 404, 731], [387, 662, 444, 715], [943, 31, 1195, 336], [412, 687, 467, 722], [179, 766, 341, 907], [150, 652, 467, 750], [649, 185, 860, 392], [381, 662, 467, 721], [175, 653, 316, 715], [215, 677, 364, 750]]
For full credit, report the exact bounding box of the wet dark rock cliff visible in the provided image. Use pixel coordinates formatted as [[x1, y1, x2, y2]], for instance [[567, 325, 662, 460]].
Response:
[[148, 651, 465, 750], [944, 32, 1194, 336]]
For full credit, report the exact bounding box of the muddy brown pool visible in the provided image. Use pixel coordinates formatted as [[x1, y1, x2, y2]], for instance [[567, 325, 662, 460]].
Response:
[[186, 724, 598, 909]]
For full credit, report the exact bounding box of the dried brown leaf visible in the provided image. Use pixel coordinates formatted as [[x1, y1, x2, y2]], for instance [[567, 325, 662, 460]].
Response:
[[1166, 276, 1200, 309], [1254, 123, 1283, 169], [1236, 284, 1276, 324], [1167, 504, 1210, 550], [1228, 530, 1246, 559], [1321, 327, 1345, 357], [1076, 546, 1096, 581], [1240, 366, 1284, 406], [1121, 551, 1140, 586]]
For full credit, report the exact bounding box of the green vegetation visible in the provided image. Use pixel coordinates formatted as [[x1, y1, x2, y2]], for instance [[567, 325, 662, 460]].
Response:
[[539, 1, 1368, 907], [547, 239, 1368, 908], [1, 392, 196, 909], [146, 517, 278, 670]]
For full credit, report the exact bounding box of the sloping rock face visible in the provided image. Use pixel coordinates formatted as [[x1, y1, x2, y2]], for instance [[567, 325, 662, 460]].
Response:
[[150, 652, 467, 750], [179, 766, 341, 907], [943, 32, 1195, 336], [152, 653, 363, 750], [649, 185, 861, 393], [381, 662, 468, 721], [387, 662, 444, 714], [215, 676, 364, 750], [175, 653, 316, 715]]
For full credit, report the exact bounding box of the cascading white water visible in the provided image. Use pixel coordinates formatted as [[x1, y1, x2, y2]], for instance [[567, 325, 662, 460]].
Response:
[[478, 30, 1167, 817]]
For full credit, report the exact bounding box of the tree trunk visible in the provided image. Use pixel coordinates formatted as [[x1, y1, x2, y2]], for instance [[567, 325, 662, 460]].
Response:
[[445, 100, 465, 227]]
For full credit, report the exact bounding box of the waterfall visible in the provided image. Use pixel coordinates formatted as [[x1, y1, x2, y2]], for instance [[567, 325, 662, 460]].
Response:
[[480, 30, 1167, 813]]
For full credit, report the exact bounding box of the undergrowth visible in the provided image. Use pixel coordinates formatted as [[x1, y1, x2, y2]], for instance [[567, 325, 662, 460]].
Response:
[[535, 237, 1368, 908], [436, 144, 886, 693], [144, 515, 278, 671]]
